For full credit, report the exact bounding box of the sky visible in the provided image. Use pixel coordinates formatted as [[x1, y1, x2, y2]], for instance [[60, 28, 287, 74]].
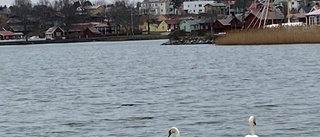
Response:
[[0, 0, 122, 7]]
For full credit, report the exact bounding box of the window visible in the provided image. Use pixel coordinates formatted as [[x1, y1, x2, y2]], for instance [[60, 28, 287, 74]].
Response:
[[317, 16, 320, 24], [195, 4, 196, 7], [292, 2, 294, 5], [56, 32, 61, 37], [310, 16, 315, 25], [194, 10, 195, 12], [161, 3, 163, 6], [161, 9, 163, 12], [199, 4, 202, 7], [188, 5, 189, 7], [155, 4, 158, 6], [199, 9, 202, 12]]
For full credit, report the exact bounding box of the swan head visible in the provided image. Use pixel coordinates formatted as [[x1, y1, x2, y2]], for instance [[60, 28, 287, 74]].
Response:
[[168, 127, 180, 137], [249, 116, 257, 126]]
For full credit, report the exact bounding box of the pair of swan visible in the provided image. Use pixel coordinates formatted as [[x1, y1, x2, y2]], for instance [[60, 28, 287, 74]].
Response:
[[168, 116, 258, 137]]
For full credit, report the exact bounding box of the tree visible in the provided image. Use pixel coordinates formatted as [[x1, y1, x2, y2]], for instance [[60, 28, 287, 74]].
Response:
[[108, 0, 134, 35], [170, 0, 183, 12], [94, 0, 107, 6], [37, 0, 52, 7], [11, 0, 33, 41]]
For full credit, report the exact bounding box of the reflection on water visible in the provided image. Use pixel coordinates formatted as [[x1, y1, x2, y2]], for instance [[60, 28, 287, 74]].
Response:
[[0, 40, 320, 137]]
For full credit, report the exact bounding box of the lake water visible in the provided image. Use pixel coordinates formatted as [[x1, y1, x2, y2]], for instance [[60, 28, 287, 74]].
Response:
[[0, 40, 320, 137]]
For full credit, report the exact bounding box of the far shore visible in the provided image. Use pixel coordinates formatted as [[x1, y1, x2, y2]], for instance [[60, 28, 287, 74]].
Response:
[[0, 34, 169, 46]]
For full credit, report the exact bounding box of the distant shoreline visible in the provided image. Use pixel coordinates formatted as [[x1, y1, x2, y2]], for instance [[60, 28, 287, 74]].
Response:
[[0, 35, 169, 46]]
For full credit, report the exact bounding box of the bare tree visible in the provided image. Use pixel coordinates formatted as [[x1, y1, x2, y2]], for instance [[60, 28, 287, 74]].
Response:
[[108, 0, 134, 35], [13, 0, 32, 8], [94, 0, 107, 6], [37, 0, 52, 7], [12, 0, 33, 41]]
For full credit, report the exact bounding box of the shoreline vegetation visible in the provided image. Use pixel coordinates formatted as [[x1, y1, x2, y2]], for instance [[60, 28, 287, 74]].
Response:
[[0, 34, 169, 46], [215, 26, 320, 45]]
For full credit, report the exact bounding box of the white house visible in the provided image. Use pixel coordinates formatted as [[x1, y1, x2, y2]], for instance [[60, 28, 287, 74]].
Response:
[[183, 0, 219, 14], [139, 0, 172, 15], [305, 9, 320, 25], [274, 0, 302, 11]]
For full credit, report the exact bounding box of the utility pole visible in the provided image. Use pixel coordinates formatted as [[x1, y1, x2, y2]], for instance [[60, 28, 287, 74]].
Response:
[[131, 6, 134, 35], [242, 0, 247, 29]]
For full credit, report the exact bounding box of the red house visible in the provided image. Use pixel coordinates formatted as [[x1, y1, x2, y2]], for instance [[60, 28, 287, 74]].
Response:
[[45, 26, 65, 40], [83, 27, 101, 38], [244, 9, 285, 29], [68, 23, 102, 38], [0, 31, 18, 40], [212, 15, 242, 33]]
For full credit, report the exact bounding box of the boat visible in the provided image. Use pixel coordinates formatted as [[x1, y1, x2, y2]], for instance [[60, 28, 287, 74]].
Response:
[[250, 0, 305, 28]]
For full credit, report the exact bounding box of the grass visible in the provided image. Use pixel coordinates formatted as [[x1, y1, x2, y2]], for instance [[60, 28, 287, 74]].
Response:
[[215, 26, 320, 45]]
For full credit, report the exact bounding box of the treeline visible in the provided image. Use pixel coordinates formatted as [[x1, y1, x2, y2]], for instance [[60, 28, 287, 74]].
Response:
[[2, 0, 142, 37]]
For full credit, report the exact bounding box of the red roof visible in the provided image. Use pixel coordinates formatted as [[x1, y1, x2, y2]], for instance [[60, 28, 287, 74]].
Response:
[[0, 31, 15, 36], [164, 19, 182, 25]]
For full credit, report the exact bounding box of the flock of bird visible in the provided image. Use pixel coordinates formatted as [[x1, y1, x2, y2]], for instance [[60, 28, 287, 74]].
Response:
[[168, 116, 258, 137]]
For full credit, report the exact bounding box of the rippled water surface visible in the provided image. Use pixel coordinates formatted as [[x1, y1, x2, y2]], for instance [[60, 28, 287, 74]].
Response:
[[1, 40, 320, 137]]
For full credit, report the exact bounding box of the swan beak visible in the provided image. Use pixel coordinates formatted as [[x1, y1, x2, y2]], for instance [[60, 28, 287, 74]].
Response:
[[254, 121, 257, 126], [168, 131, 172, 137]]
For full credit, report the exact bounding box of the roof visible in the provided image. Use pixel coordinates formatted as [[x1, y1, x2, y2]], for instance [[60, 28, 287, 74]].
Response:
[[0, 31, 16, 36], [248, 8, 285, 20], [165, 19, 181, 25], [95, 23, 109, 27], [306, 9, 320, 16], [85, 5, 103, 10], [217, 19, 231, 26], [87, 27, 101, 34], [288, 13, 306, 18], [45, 26, 64, 34], [204, 3, 226, 7], [181, 20, 199, 26], [142, 0, 167, 4]]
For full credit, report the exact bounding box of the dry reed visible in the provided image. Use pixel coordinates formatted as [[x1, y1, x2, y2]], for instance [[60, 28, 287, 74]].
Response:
[[215, 26, 320, 45]]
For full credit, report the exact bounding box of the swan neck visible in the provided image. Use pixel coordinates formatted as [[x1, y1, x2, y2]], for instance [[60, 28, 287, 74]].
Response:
[[175, 130, 180, 137], [250, 124, 255, 135]]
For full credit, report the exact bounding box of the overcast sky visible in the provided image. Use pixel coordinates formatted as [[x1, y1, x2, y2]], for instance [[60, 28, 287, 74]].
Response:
[[0, 0, 122, 7]]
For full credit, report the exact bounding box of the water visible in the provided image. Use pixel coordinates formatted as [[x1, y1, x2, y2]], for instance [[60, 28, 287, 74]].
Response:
[[0, 40, 320, 137]]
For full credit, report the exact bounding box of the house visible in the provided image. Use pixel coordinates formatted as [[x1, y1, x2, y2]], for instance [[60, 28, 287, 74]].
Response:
[[85, 5, 105, 16], [157, 21, 169, 31], [93, 22, 120, 35], [68, 22, 119, 38], [244, 8, 285, 29], [165, 19, 182, 31], [45, 26, 65, 40], [139, 0, 172, 15], [305, 9, 320, 25], [183, 0, 221, 14], [139, 21, 160, 32], [179, 19, 200, 32], [288, 13, 306, 23], [204, 3, 228, 15], [83, 27, 101, 38], [0, 31, 19, 40], [212, 14, 242, 33]]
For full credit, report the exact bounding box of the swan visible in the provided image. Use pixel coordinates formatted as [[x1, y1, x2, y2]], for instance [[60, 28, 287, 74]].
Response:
[[168, 127, 180, 137], [245, 116, 259, 137]]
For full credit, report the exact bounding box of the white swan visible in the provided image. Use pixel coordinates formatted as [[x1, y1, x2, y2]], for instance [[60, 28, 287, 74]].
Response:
[[168, 127, 180, 137], [245, 116, 259, 137]]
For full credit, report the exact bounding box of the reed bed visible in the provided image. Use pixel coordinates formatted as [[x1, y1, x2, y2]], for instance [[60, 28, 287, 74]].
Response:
[[215, 26, 320, 45]]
